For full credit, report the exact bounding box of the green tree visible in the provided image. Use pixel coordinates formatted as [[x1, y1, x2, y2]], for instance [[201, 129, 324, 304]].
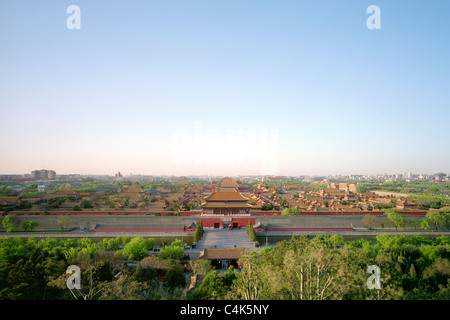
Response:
[[159, 239, 186, 260], [122, 237, 155, 260], [421, 257, 450, 295], [425, 211, 447, 230], [246, 220, 256, 242], [281, 208, 301, 215], [47, 197, 66, 208], [99, 272, 145, 300], [16, 200, 32, 210], [80, 197, 94, 209], [21, 220, 38, 232], [1, 215, 18, 232], [231, 236, 361, 300], [138, 201, 147, 208], [3, 250, 62, 299], [134, 256, 168, 283], [362, 214, 376, 230], [48, 250, 121, 300], [78, 237, 102, 257], [57, 215, 70, 231], [409, 218, 419, 230], [233, 252, 264, 299], [193, 220, 204, 243], [164, 261, 186, 292], [188, 267, 238, 300], [189, 259, 214, 276], [261, 203, 274, 211], [384, 209, 406, 230], [98, 236, 129, 251], [419, 219, 430, 231]]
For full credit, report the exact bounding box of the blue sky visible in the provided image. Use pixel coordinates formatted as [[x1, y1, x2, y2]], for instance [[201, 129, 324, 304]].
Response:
[[1, 0, 449, 176]]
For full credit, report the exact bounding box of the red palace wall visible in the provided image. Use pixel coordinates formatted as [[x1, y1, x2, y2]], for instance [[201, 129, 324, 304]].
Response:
[[7, 210, 429, 216], [251, 211, 428, 216], [197, 217, 256, 228]]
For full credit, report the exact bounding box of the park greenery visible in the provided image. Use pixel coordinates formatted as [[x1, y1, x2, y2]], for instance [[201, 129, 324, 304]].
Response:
[[187, 233, 450, 300], [366, 181, 449, 195], [0, 236, 189, 299], [382, 209, 449, 231], [0, 233, 448, 300], [362, 181, 450, 209]]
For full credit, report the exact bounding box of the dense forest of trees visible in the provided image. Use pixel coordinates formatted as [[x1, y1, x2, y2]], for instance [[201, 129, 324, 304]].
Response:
[[0, 236, 188, 300], [187, 234, 449, 300], [0, 234, 448, 300]]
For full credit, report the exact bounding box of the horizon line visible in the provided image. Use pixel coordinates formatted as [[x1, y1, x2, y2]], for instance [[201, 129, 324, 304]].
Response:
[[1, 171, 448, 177]]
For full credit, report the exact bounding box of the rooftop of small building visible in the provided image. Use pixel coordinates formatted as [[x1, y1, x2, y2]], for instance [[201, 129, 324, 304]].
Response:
[[202, 247, 246, 260]]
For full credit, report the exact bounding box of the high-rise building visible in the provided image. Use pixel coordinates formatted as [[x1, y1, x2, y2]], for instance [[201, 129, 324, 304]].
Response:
[[31, 169, 56, 180], [403, 172, 412, 180], [47, 170, 56, 179]]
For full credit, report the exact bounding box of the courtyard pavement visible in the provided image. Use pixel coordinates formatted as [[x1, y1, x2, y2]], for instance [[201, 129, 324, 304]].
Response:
[[186, 228, 256, 260]]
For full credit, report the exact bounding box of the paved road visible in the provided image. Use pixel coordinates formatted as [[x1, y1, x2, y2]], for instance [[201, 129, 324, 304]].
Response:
[[202, 228, 255, 249], [186, 228, 256, 259]]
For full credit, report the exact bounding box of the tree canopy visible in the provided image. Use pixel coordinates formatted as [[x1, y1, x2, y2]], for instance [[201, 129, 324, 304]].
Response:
[[0, 234, 448, 300]]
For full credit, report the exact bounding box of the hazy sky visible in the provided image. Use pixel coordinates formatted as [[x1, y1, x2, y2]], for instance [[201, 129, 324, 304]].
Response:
[[1, 0, 449, 176]]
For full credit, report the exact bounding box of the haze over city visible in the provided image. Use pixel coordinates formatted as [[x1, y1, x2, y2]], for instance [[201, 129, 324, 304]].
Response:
[[1, 1, 449, 176]]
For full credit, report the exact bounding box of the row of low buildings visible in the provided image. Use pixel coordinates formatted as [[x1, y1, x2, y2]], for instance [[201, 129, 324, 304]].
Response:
[[0, 177, 269, 214], [286, 187, 420, 212], [0, 175, 429, 214]]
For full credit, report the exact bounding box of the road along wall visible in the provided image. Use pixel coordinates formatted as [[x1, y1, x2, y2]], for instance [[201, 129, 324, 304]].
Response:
[[0, 215, 196, 231], [0, 213, 435, 234]]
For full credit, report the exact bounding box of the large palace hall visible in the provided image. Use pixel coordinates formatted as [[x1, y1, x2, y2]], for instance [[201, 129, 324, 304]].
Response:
[[200, 178, 264, 215]]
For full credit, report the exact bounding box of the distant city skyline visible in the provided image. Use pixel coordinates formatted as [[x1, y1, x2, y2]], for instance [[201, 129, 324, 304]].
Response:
[[1, 1, 449, 176], [1, 169, 448, 180]]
